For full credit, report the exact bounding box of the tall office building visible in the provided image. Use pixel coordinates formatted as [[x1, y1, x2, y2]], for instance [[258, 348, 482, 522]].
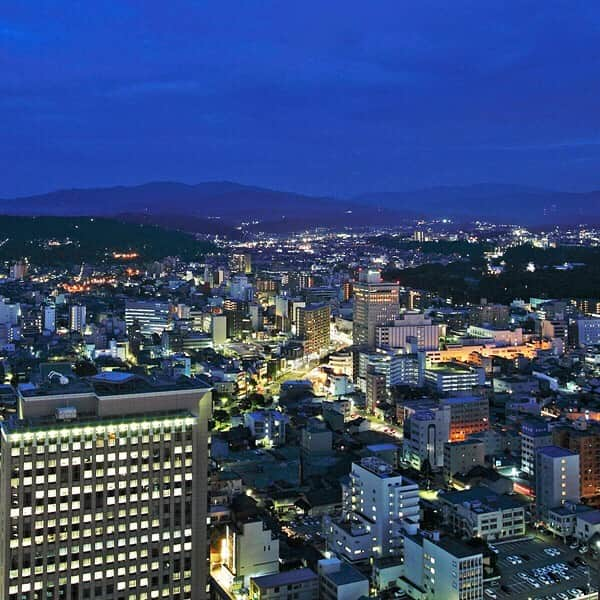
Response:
[[297, 303, 330, 356], [535, 446, 580, 520], [324, 457, 419, 563], [125, 300, 170, 337], [69, 304, 87, 333], [230, 253, 252, 275], [0, 372, 212, 599], [352, 270, 400, 347]]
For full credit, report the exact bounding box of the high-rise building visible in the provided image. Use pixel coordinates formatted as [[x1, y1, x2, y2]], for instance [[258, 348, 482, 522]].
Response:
[[365, 368, 387, 414], [323, 457, 419, 563], [553, 424, 600, 505], [125, 300, 170, 336], [0, 371, 212, 599], [297, 303, 330, 356], [69, 304, 86, 333], [440, 396, 489, 442], [535, 446, 580, 520], [42, 304, 56, 333], [403, 405, 451, 470], [230, 253, 252, 275], [352, 270, 400, 347], [521, 419, 552, 477], [375, 312, 442, 351]]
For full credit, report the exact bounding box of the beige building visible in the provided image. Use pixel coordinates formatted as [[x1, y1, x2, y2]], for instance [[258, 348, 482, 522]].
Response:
[[352, 271, 400, 347], [297, 303, 331, 356], [0, 371, 212, 600], [444, 439, 486, 483]]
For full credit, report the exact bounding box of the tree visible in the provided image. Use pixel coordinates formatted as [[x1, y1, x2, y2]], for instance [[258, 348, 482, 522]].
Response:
[[74, 361, 98, 377]]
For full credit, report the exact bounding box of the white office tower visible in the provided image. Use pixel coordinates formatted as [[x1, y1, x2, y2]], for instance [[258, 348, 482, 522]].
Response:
[[69, 304, 86, 333], [352, 270, 400, 347], [401, 528, 483, 600], [42, 304, 56, 333], [0, 372, 212, 600], [403, 405, 451, 470], [125, 300, 170, 336], [535, 445, 580, 520], [324, 457, 419, 563], [375, 311, 442, 351], [211, 314, 228, 346]]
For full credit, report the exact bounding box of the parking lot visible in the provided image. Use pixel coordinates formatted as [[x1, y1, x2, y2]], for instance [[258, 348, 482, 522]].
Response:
[[488, 537, 597, 600], [281, 515, 325, 545]]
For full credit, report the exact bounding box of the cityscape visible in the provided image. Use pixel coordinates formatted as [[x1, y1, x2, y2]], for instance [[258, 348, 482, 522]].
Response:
[[3, 3, 600, 600]]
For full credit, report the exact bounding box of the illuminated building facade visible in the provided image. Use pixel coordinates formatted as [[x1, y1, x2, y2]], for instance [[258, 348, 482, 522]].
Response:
[[0, 372, 212, 600]]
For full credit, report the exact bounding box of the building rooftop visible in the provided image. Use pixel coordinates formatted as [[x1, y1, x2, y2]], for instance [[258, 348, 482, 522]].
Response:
[[251, 568, 317, 589], [440, 486, 525, 512], [577, 509, 600, 525], [321, 562, 367, 586], [537, 445, 579, 459], [19, 372, 211, 398]]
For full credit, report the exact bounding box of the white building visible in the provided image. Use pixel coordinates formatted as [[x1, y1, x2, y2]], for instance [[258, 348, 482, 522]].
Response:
[[574, 318, 600, 347], [520, 420, 552, 476], [575, 509, 600, 543], [535, 446, 580, 520], [467, 325, 523, 346], [318, 558, 369, 600], [375, 311, 442, 351], [439, 486, 526, 541], [244, 410, 290, 447], [400, 529, 484, 600], [403, 405, 451, 470], [357, 348, 422, 392], [220, 520, 279, 592], [125, 300, 170, 336], [324, 457, 419, 563], [212, 314, 228, 345], [42, 303, 56, 333], [68, 304, 86, 333], [424, 362, 485, 394]]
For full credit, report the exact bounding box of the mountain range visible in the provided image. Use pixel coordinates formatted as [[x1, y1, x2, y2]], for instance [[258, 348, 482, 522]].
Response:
[[1, 181, 599, 233]]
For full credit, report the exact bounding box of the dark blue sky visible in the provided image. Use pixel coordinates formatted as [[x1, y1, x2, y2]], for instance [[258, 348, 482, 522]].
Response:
[[3, 1, 600, 198]]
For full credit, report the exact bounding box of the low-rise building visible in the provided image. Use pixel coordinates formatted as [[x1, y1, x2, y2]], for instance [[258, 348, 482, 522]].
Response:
[[318, 558, 369, 600], [249, 568, 319, 600], [439, 486, 526, 541]]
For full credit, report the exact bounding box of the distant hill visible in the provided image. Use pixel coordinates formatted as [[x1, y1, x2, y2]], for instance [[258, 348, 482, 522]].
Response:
[[0, 216, 215, 265], [2, 181, 599, 229], [354, 183, 600, 224], [0, 181, 414, 231]]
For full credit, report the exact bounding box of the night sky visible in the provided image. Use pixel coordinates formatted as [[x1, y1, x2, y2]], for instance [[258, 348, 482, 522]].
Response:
[[3, 1, 600, 198]]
